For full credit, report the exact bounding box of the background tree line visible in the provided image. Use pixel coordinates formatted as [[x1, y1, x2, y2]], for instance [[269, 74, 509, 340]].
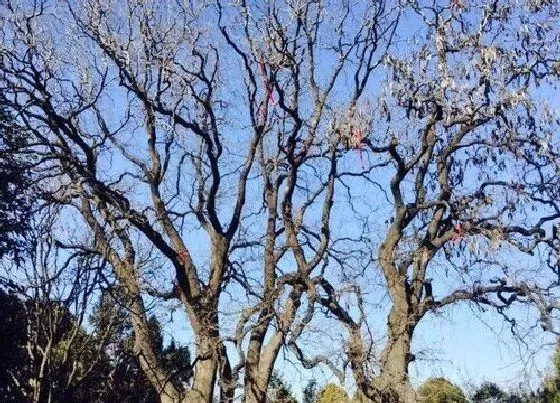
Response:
[[0, 217, 193, 402]]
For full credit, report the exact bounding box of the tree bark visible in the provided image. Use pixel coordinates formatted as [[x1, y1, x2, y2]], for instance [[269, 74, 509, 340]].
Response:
[[372, 305, 416, 403], [184, 298, 223, 403], [244, 379, 267, 403], [243, 310, 279, 403], [243, 288, 303, 403], [81, 199, 183, 401], [186, 356, 217, 403], [130, 298, 181, 402], [243, 333, 283, 403], [244, 339, 268, 403]]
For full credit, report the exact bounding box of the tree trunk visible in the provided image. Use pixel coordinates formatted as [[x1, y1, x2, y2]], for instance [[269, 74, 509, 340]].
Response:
[[184, 302, 222, 403], [243, 297, 298, 403], [244, 358, 274, 403], [186, 355, 217, 403], [243, 316, 270, 403], [244, 380, 267, 403], [372, 306, 416, 403], [129, 295, 182, 402]]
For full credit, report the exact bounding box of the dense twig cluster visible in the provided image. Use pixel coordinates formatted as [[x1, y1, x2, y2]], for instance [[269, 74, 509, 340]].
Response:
[[1, 1, 560, 402]]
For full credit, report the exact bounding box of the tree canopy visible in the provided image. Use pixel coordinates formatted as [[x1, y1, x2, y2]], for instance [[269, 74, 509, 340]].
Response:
[[317, 383, 350, 403], [1, 0, 560, 402], [418, 378, 466, 403]]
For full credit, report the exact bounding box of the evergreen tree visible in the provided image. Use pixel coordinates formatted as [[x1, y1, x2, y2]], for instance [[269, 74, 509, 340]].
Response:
[[472, 382, 507, 403], [0, 288, 110, 402], [317, 383, 350, 403], [418, 378, 467, 403], [0, 102, 35, 262], [161, 339, 193, 391], [0, 289, 30, 402], [542, 342, 560, 403], [91, 290, 193, 402], [470, 382, 540, 403]]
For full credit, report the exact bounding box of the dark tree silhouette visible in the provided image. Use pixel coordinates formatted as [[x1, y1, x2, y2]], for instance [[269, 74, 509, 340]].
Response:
[[0, 288, 29, 402], [0, 102, 35, 262], [91, 289, 193, 402], [1, 1, 560, 402]]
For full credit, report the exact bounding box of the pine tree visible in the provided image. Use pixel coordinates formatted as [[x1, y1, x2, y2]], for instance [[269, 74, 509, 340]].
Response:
[[267, 372, 297, 403], [472, 382, 506, 403], [418, 378, 467, 403], [90, 290, 193, 401]]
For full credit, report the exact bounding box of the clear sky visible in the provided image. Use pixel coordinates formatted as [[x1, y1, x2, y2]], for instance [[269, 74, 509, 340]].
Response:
[[132, 1, 560, 398], [5, 0, 559, 400]]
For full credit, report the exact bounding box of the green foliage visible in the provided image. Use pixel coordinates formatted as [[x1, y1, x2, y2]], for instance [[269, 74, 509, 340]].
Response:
[[0, 289, 109, 402], [0, 287, 193, 403], [162, 339, 193, 386], [471, 382, 541, 403], [0, 289, 29, 402], [317, 383, 351, 403], [418, 378, 467, 403], [472, 382, 506, 403], [542, 342, 560, 403]]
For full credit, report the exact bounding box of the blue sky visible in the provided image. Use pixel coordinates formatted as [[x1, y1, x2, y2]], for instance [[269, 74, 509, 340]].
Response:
[[4, 0, 559, 399], [110, 0, 559, 397]]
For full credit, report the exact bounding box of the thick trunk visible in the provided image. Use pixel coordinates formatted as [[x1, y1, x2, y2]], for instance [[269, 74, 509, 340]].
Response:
[[244, 340, 280, 403], [186, 356, 217, 403], [372, 307, 416, 403], [373, 341, 416, 403], [243, 333, 277, 403], [183, 235, 230, 402], [243, 294, 298, 403], [142, 301, 222, 403], [244, 379, 267, 403], [185, 302, 222, 403], [244, 345, 279, 403], [129, 295, 182, 402], [243, 316, 271, 403]]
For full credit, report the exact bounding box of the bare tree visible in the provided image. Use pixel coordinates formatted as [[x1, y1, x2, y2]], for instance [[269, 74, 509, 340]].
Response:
[[0, 209, 113, 402], [5, 1, 559, 402], [0, 0, 399, 401], [306, 1, 560, 402]]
